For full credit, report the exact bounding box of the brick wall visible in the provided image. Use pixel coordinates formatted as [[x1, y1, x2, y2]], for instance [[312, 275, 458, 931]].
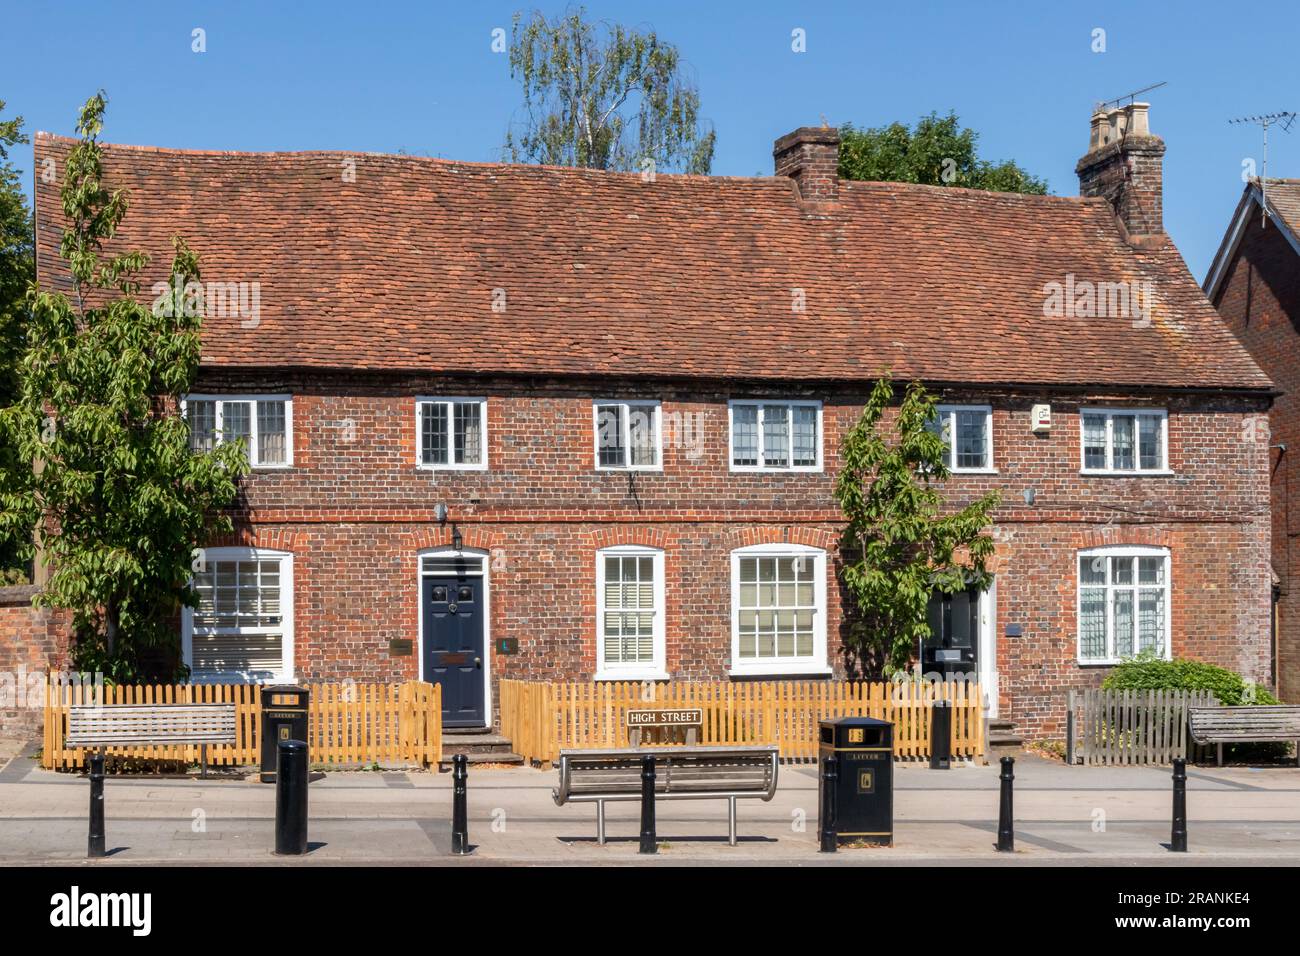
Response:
[[0, 586, 69, 739], [1212, 210, 1300, 702], [194, 371, 1272, 740], [1077, 137, 1166, 236]]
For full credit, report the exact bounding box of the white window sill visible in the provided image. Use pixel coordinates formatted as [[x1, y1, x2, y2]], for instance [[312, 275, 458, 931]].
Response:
[[188, 672, 289, 685], [1080, 469, 1174, 477], [594, 670, 669, 682], [594, 465, 663, 473], [250, 464, 293, 471], [950, 467, 998, 475], [729, 466, 824, 474], [1077, 658, 1170, 667], [416, 464, 488, 472], [729, 663, 832, 678]]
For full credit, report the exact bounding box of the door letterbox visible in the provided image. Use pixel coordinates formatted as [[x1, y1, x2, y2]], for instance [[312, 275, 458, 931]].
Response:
[[260, 685, 310, 783], [818, 716, 893, 846]]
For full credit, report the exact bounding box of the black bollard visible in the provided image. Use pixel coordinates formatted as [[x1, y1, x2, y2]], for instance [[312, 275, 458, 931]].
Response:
[[996, 755, 1015, 852], [930, 700, 952, 770], [1170, 757, 1188, 852], [639, 755, 657, 854], [87, 752, 106, 859], [819, 752, 838, 852], [451, 753, 470, 855], [274, 739, 308, 855]]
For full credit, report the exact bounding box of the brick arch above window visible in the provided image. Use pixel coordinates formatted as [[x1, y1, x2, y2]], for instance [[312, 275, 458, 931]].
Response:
[[579, 527, 673, 552], [1076, 527, 1174, 552], [727, 525, 838, 553], [205, 528, 306, 553]]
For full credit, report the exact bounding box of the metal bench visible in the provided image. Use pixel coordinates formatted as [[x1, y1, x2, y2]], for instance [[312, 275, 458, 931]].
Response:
[[65, 703, 239, 777], [553, 745, 779, 846], [1189, 706, 1300, 766]]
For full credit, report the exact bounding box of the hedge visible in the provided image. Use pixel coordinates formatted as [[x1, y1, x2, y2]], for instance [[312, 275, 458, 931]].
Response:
[[1101, 654, 1279, 706]]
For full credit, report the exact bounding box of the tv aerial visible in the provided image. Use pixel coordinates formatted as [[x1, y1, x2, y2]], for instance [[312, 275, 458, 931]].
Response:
[[1095, 80, 1168, 114], [1229, 111, 1297, 226]]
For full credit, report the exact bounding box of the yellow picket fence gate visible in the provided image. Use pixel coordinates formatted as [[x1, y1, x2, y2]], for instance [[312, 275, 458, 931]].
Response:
[[43, 679, 442, 770], [499, 679, 985, 765]]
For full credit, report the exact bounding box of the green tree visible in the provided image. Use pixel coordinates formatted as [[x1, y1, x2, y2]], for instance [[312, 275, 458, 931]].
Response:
[[0, 93, 247, 681], [838, 112, 1048, 194], [504, 6, 715, 174], [0, 100, 34, 581], [834, 376, 1001, 676]]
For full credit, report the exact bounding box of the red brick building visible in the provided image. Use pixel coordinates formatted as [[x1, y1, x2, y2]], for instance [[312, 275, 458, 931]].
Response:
[[1205, 177, 1300, 703], [31, 103, 1274, 740]]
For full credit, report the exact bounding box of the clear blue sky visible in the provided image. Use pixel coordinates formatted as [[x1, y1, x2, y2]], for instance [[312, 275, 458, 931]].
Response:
[[3, 0, 1298, 280]]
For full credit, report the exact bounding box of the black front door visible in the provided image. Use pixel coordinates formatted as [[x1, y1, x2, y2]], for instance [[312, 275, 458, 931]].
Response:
[[923, 586, 980, 678], [422, 575, 485, 727]]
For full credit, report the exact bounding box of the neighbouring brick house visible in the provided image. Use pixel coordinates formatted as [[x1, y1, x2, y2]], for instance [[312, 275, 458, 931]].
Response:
[[29, 101, 1274, 741], [1205, 177, 1300, 703]]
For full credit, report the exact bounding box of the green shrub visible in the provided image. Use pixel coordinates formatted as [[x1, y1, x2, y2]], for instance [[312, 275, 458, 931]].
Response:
[[1103, 653, 1286, 763], [1102, 654, 1279, 705]]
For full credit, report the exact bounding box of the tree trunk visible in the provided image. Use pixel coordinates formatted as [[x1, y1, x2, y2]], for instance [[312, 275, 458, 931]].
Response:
[[105, 600, 119, 659]]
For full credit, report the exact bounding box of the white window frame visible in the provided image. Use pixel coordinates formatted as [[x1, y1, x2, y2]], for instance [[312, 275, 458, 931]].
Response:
[[932, 404, 996, 473], [1076, 544, 1172, 665], [592, 400, 663, 472], [729, 542, 830, 676], [728, 400, 823, 473], [595, 545, 667, 680], [1079, 407, 1170, 475], [183, 394, 294, 469], [415, 397, 489, 471], [181, 546, 294, 683]]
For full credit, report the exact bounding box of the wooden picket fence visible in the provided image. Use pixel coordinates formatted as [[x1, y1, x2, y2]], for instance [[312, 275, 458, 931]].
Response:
[[43, 679, 442, 770], [500, 678, 985, 765], [1067, 688, 1218, 765]]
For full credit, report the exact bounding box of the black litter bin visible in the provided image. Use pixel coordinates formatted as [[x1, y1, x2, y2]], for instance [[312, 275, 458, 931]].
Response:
[[819, 716, 893, 846], [260, 685, 309, 783]]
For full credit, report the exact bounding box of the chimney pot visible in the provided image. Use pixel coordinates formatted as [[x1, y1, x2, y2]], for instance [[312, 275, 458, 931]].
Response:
[[773, 126, 841, 201], [1106, 108, 1127, 143], [1089, 110, 1107, 150], [1077, 101, 1166, 238], [1125, 102, 1151, 137]]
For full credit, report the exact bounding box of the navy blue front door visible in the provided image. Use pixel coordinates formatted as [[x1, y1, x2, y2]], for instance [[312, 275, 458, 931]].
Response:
[[423, 575, 486, 727]]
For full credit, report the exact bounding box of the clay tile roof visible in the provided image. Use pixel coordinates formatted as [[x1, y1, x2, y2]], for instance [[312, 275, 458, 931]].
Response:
[[1257, 178, 1300, 236], [32, 133, 1271, 391]]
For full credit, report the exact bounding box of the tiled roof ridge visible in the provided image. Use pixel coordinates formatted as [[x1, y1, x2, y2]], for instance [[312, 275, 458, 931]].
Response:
[[35, 131, 1093, 206]]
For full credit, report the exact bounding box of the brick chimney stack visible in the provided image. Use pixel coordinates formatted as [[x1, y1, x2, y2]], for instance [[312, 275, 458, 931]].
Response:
[[774, 126, 841, 200], [1076, 101, 1165, 241]]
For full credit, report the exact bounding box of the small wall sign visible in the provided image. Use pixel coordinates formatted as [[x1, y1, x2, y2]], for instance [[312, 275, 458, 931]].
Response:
[[495, 638, 519, 655], [388, 639, 413, 657]]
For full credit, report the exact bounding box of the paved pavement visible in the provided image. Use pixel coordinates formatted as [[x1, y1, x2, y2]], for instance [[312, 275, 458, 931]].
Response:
[[1, 744, 1298, 865]]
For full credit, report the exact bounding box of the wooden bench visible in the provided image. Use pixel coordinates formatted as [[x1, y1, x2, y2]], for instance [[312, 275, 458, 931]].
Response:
[[1189, 706, 1300, 766], [65, 703, 239, 776], [552, 745, 779, 846]]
